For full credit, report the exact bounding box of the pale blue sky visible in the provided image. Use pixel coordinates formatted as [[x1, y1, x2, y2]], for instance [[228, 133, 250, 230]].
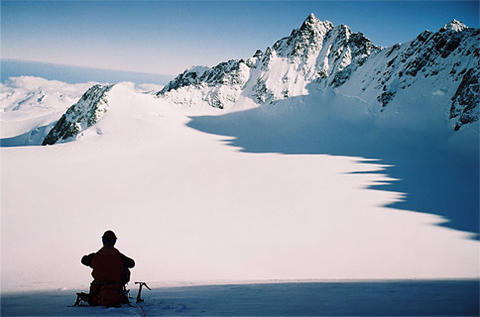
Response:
[[2, 1, 479, 75]]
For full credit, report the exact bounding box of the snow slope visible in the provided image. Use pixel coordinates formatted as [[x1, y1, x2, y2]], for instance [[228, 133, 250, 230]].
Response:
[[0, 78, 163, 146], [42, 84, 113, 145], [1, 82, 478, 295], [157, 14, 479, 131], [0, 15, 478, 306], [0, 77, 95, 145], [2, 281, 478, 316], [157, 14, 380, 110]]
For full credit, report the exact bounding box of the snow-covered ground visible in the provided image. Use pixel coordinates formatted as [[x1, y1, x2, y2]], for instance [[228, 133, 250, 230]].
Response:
[[1, 77, 478, 314], [0, 77, 94, 140], [0, 77, 163, 146], [2, 281, 479, 316]]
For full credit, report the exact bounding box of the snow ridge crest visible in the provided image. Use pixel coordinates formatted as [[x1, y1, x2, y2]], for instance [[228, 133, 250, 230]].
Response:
[[442, 19, 468, 32], [42, 84, 113, 145], [157, 13, 379, 108], [156, 14, 478, 130]]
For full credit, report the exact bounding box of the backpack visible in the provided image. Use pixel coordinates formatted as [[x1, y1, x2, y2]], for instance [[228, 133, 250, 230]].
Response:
[[88, 281, 129, 307]]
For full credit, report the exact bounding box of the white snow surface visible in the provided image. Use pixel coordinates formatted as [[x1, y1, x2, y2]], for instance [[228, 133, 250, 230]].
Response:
[[2, 281, 478, 315], [1, 78, 479, 294], [158, 14, 479, 134], [0, 76, 96, 138], [443, 19, 468, 32]]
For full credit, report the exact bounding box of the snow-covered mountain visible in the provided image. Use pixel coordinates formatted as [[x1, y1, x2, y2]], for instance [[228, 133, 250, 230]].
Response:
[[335, 19, 479, 131], [156, 13, 380, 108], [1, 16, 479, 297], [0, 79, 165, 146], [1, 14, 477, 147], [0, 77, 95, 145], [42, 84, 112, 145], [157, 14, 479, 130]]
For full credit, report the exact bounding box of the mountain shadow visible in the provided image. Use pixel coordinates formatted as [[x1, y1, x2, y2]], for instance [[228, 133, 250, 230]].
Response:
[[0, 124, 52, 147], [1, 280, 478, 315], [187, 88, 479, 239]]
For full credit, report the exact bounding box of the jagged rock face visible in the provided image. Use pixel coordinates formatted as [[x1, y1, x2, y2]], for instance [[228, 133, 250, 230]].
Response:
[[159, 67, 208, 93], [272, 13, 334, 58], [329, 30, 380, 87], [157, 60, 251, 109], [336, 19, 479, 129], [157, 14, 479, 130], [450, 67, 480, 130], [159, 61, 249, 94], [157, 13, 379, 108], [250, 15, 380, 103], [42, 84, 112, 145]]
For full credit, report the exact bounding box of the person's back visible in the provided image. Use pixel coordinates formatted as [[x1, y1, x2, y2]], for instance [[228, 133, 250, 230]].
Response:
[[81, 230, 135, 307]]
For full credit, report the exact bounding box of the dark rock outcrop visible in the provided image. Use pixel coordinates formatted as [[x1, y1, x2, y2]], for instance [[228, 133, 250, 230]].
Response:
[[42, 84, 113, 145], [156, 14, 479, 130], [450, 68, 480, 130]]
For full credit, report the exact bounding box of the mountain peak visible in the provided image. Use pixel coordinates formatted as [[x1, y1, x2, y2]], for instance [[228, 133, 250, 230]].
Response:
[[157, 15, 478, 129], [306, 13, 317, 21], [441, 19, 468, 32], [297, 13, 334, 35], [300, 13, 333, 30], [300, 13, 319, 29]]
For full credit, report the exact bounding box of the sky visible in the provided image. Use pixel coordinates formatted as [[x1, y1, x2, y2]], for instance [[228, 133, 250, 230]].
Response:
[[1, 1, 479, 76]]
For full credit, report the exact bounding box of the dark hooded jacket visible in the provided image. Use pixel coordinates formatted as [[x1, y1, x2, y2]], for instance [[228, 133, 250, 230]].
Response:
[[82, 247, 135, 284]]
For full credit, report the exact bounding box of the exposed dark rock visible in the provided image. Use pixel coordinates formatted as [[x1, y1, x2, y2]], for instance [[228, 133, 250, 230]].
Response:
[[331, 67, 352, 87], [377, 91, 395, 107], [387, 57, 397, 68], [450, 68, 480, 129], [155, 14, 479, 130], [386, 43, 401, 58], [253, 78, 274, 103], [158, 59, 247, 96], [253, 49, 263, 58], [272, 13, 334, 59], [42, 84, 113, 145]]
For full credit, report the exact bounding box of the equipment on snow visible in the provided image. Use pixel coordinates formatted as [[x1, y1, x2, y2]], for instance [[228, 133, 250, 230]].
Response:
[[71, 281, 150, 309], [72, 292, 90, 306], [135, 281, 151, 303]]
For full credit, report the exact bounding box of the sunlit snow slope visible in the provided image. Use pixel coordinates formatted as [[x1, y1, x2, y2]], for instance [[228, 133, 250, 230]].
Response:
[[158, 15, 479, 131], [1, 14, 478, 294], [0, 77, 95, 145], [1, 81, 478, 293]]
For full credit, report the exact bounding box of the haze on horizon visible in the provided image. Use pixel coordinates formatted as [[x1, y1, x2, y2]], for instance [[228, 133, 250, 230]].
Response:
[[1, 1, 479, 76]]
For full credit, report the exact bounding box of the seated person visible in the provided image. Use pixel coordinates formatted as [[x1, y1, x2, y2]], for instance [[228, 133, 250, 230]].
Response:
[[81, 230, 135, 307]]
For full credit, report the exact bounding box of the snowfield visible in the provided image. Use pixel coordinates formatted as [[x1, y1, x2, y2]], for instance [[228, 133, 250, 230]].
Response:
[[0, 76, 95, 142], [1, 11, 479, 315], [2, 281, 479, 315], [1, 80, 478, 300]]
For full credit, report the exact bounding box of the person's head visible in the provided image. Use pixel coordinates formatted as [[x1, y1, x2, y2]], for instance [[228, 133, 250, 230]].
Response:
[[102, 230, 117, 248]]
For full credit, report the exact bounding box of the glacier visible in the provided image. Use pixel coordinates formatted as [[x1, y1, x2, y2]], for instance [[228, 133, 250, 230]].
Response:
[[0, 13, 478, 316]]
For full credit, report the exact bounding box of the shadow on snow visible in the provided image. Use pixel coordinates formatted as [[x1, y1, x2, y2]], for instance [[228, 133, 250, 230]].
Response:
[[1, 280, 479, 316], [187, 88, 479, 239], [0, 124, 52, 147]]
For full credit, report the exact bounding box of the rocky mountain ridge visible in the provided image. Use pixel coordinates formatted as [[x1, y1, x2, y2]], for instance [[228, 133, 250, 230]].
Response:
[[333, 18, 479, 130], [37, 15, 479, 146], [157, 14, 479, 130], [42, 84, 112, 145]]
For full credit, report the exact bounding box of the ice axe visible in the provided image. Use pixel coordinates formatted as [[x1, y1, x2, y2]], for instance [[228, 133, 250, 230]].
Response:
[[135, 281, 151, 303], [71, 292, 89, 307]]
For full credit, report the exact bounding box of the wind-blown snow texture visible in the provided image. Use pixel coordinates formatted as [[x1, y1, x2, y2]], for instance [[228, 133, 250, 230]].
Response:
[[158, 14, 479, 130]]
